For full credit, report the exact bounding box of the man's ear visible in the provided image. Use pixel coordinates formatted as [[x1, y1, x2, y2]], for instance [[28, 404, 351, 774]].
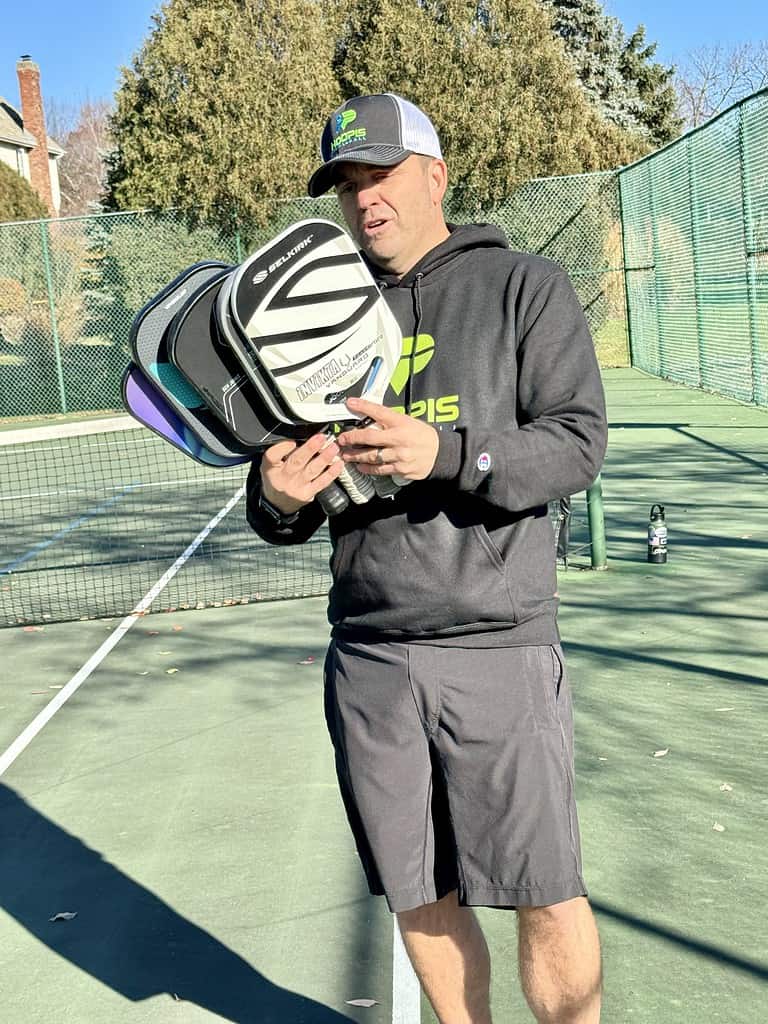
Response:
[[427, 158, 448, 206]]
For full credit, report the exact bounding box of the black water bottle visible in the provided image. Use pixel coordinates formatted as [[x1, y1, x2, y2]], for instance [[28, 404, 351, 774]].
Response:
[[647, 504, 668, 563]]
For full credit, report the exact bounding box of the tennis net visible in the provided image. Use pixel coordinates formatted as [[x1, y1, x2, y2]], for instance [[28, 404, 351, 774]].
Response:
[[1, 417, 331, 627], [1, 417, 583, 628]]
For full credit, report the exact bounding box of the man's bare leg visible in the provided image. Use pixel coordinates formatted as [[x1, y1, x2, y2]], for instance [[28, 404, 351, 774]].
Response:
[[517, 896, 602, 1023], [396, 890, 492, 1024]]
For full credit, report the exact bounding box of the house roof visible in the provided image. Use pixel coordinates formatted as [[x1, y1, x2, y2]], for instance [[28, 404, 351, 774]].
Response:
[[0, 97, 64, 156]]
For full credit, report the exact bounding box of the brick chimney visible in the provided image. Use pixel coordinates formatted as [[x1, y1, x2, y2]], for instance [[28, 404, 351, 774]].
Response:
[[16, 55, 55, 216]]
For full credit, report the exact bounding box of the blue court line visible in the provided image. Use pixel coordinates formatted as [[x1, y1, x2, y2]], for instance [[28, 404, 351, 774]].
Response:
[[0, 486, 137, 575]]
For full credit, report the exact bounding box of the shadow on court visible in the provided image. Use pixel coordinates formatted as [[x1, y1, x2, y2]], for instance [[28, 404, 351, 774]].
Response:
[[591, 900, 768, 981], [0, 783, 354, 1023]]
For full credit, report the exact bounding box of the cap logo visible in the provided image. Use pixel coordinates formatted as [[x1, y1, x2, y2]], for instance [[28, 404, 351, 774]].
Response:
[[336, 109, 357, 134], [330, 122, 367, 154]]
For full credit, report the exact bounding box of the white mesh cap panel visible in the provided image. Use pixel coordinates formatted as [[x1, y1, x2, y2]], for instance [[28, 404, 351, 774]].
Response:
[[387, 94, 443, 160]]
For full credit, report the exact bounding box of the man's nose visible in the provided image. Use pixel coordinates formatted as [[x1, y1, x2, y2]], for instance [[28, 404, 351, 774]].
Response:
[[355, 179, 379, 208]]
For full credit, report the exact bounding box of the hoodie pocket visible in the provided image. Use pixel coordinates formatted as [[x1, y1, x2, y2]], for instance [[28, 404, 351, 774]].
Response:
[[328, 504, 522, 634], [473, 523, 506, 572]]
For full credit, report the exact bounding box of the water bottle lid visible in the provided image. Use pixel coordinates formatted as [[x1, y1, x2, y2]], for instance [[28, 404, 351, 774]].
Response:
[[650, 503, 665, 520]]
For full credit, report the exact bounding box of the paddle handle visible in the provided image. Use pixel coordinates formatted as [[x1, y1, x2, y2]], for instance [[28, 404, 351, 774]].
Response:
[[317, 481, 350, 516]]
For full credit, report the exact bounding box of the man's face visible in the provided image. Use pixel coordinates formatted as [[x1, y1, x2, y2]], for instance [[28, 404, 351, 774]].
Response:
[[334, 155, 448, 277]]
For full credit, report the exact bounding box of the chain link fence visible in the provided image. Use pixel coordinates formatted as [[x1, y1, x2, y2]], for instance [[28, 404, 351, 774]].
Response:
[[619, 88, 768, 406], [2, 90, 767, 419], [0, 174, 626, 420]]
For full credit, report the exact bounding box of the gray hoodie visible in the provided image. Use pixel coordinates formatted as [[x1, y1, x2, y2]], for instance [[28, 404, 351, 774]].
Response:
[[246, 224, 607, 645]]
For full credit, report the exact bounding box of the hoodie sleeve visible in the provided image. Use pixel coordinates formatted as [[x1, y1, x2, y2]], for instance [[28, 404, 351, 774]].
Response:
[[429, 270, 607, 511], [245, 456, 327, 545]]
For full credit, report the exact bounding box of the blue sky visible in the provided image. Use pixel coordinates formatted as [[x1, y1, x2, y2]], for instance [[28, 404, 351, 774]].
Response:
[[1, 0, 766, 111], [606, 0, 766, 64]]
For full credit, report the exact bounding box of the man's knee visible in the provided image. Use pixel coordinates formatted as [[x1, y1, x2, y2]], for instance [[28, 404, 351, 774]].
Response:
[[396, 889, 460, 935], [518, 895, 593, 930]]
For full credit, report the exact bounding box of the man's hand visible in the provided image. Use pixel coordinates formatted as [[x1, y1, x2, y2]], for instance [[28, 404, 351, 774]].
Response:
[[261, 433, 343, 514], [338, 398, 439, 480]]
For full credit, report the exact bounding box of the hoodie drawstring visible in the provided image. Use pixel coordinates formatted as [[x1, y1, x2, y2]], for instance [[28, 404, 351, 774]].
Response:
[[404, 273, 424, 416]]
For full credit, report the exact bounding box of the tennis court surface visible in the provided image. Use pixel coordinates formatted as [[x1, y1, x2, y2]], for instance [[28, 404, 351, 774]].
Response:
[[1, 368, 766, 1022]]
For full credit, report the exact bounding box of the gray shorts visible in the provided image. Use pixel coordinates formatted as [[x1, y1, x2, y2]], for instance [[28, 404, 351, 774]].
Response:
[[323, 640, 587, 913]]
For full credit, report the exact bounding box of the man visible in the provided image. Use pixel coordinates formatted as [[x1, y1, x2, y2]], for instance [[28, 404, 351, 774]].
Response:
[[247, 93, 605, 1023]]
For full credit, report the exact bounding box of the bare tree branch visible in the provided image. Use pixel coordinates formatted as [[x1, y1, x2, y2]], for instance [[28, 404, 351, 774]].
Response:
[[48, 99, 114, 215], [675, 40, 768, 128]]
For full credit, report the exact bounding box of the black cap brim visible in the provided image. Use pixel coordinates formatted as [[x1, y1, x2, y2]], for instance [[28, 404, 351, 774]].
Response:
[[307, 146, 410, 197]]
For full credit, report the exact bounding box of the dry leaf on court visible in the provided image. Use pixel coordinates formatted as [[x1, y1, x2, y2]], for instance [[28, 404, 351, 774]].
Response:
[[345, 999, 379, 1008], [719, 783, 733, 792], [712, 822, 726, 832], [172, 625, 183, 632], [715, 707, 735, 712], [23, 626, 43, 632], [166, 668, 179, 675], [138, 671, 149, 676], [148, 630, 160, 636], [50, 911, 77, 922], [653, 748, 669, 758], [298, 655, 316, 665]]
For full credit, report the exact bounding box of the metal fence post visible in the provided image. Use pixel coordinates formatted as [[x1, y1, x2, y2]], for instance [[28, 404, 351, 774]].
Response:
[[39, 220, 67, 414], [616, 171, 635, 367], [586, 475, 607, 570], [738, 104, 763, 406], [646, 163, 666, 378], [686, 139, 707, 388]]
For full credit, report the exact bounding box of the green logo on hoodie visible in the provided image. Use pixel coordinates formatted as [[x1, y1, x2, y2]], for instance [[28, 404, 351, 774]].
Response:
[[389, 334, 459, 423], [390, 334, 435, 395]]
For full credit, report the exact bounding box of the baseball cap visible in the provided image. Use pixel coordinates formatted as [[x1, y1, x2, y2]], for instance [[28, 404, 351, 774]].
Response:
[[307, 93, 443, 197]]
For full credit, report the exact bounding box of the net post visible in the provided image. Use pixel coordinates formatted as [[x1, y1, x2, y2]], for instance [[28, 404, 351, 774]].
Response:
[[39, 219, 68, 414], [586, 475, 607, 570]]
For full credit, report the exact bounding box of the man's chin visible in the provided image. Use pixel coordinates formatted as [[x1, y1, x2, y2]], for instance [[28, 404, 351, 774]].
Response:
[[361, 240, 397, 270]]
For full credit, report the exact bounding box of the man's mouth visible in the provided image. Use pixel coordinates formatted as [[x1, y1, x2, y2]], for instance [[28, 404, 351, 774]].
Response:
[[362, 218, 389, 236]]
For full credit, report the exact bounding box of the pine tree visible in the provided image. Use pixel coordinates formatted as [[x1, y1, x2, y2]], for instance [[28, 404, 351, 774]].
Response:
[[0, 161, 48, 223], [619, 27, 681, 144], [334, 0, 644, 206], [105, 0, 341, 234], [543, 0, 681, 145]]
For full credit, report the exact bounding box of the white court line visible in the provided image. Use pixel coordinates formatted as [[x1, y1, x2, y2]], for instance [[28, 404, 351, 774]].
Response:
[[0, 484, 246, 779], [392, 919, 421, 1024]]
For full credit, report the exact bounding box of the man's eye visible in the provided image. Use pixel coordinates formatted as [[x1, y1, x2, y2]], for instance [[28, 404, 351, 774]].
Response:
[[336, 182, 354, 195]]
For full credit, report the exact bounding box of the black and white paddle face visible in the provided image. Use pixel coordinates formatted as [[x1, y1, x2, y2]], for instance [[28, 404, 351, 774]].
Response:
[[167, 273, 314, 449], [130, 262, 259, 459], [216, 220, 402, 424]]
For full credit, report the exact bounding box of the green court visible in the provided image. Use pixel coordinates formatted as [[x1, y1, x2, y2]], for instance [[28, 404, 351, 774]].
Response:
[[1, 368, 766, 1022]]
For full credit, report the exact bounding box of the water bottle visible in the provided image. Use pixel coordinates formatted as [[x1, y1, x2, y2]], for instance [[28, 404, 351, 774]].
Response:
[[647, 504, 668, 563]]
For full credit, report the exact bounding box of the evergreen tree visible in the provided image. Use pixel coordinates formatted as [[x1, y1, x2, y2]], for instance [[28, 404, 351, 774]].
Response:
[[0, 161, 48, 223], [105, 0, 341, 234], [544, 0, 681, 145], [618, 26, 681, 144], [334, 0, 644, 206]]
